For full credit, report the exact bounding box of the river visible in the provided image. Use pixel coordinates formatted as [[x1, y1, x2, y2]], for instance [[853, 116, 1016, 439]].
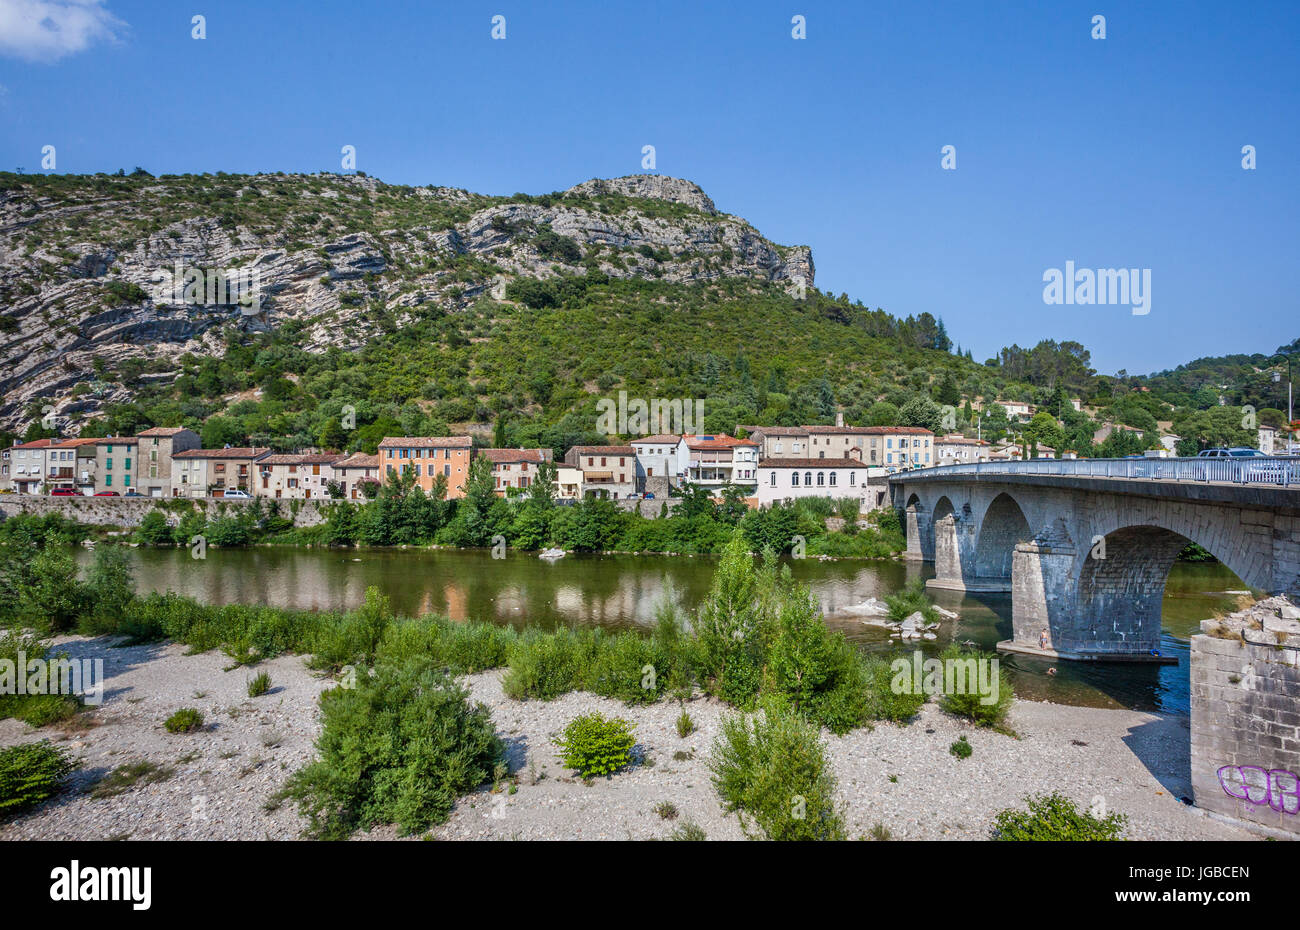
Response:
[[81, 546, 1252, 716]]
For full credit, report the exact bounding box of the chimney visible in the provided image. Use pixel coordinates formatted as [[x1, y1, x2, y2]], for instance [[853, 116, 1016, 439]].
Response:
[[835, 411, 844, 428]]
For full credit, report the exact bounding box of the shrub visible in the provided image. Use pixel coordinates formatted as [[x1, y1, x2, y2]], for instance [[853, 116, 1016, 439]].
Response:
[[990, 792, 1127, 841], [307, 586, 393, 671], [377, 615, 513, 674], [937, 645, 1014, 729], [502, 627, 593, 701], [164, 708, 204, 733], [675, 707, 696, 738], [669, 820, 707, 841], [553, 712, 636, 778], [135, 510, 174, 547], [884, 579, 939, 624], [286, 660, 503, 839], [768, 586, 871, 734], [247, 671, 272, 697], [0, 634, 81, 726], [79, 546, 136, 635], [708, 704, 846, 841], [949, 736, 972, 759], [863, 656, 927, 722], [0, 742, 75, 814]]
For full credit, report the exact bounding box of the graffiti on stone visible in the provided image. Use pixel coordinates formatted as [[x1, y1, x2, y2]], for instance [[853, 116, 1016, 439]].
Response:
[[1217, 764, 1300, 814]]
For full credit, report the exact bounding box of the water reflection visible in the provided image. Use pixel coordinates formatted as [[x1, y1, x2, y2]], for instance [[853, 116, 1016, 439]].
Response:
[[84, 548, 1249, 715]]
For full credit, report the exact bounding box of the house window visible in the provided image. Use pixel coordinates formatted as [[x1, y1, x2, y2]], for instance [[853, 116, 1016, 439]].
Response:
[[791, 472, 799, 486], [769, 472, 776, 486], [829, 472, 837, 486], [817, 472, 825, 486], [804, 472, 812, 485]]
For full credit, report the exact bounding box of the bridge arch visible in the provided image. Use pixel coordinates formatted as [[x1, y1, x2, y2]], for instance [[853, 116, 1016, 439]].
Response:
[[1070, 525, 1195, 655], [973, 492, 1031, 585]]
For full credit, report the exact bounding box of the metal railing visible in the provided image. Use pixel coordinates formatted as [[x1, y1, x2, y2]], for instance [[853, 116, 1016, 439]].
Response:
[[892, 456, 1300, 487]]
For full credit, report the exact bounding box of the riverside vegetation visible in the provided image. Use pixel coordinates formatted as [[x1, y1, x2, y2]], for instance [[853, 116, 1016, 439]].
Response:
[[118, 464, 905, 559], [0, 514, 1010, 839]]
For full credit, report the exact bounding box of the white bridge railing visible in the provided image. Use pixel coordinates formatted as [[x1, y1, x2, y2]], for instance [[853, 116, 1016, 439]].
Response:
[[894, 457, 1300, 487]]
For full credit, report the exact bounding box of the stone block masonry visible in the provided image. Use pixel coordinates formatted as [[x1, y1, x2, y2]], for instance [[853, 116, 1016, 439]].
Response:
[[0, 494, 329, 528], [1190, 597, 1300, 836]]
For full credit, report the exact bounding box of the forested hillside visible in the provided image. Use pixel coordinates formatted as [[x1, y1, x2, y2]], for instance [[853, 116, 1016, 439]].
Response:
[[0, 170, 1294, 456]]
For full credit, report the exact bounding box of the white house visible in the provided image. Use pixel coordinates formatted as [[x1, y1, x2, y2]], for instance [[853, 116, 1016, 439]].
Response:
[[5, 439, 53, 494], [1258, 425, 1277, 455], [934, 434, 989, 466], [680, 434, 759, 488], [629, 434, 686, 493], [755, 457, 869, 506]]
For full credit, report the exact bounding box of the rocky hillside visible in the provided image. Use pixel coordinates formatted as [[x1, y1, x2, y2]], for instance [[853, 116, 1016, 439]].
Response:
[[0, 172, 812, 434]]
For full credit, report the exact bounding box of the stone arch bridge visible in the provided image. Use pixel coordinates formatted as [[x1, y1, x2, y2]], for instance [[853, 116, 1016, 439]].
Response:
[[889, 459, 1300, 661]]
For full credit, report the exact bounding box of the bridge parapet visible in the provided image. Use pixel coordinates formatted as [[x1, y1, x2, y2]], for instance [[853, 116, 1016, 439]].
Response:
[[889, 456, 1300, 488]]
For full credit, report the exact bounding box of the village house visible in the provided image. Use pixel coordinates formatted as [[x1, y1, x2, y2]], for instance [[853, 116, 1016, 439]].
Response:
[[4, 439, 54, 494], [738, 426, 811, 459], [934, 434, 990, 466], [332, 452, 381, 500], [564, 445, 637, 499], [680, 434, 760, 488], [256, 453, 344, 499], [755, 457, 871, 507], [872, 427, 935, 470], [95, 437, 139, 494], [1258, 425, 1277, 455], [481, 448, 552, 495], [555, 465, 583, 502], [136, 427, 201, 497], [171, 448, 271, 497], [802, 424, 888, 462], [42, 438, 100, 494], [378, 436, 474, 498], [629, 435, 686, 496]]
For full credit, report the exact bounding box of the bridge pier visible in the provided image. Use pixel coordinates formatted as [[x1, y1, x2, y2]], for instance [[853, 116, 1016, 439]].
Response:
[[927, 506, 982, 591], [904, 501, 932, 562]]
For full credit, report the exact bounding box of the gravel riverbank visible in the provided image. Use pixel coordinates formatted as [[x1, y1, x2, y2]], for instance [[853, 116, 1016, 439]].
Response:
[[0, 635, 1256, 841]]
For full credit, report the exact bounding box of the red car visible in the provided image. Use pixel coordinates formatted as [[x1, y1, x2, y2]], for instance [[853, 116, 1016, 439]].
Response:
[[50, 488, 79, 497], [94, 491, 120, 497]]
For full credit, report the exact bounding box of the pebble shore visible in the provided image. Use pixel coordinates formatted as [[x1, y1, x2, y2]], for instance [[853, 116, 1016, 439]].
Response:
[[0, 635, 1256, 841]]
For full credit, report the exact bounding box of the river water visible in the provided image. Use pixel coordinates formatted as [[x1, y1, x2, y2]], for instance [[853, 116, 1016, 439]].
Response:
[[85, 547, 1252, 715]]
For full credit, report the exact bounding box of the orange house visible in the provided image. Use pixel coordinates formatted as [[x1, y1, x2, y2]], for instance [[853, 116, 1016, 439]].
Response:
[[377, 436, 474, 499]]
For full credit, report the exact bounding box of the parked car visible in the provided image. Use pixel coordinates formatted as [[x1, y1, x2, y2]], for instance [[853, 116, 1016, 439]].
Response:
[[123, 490, 142, 497], [1198, 447, 1267, 458], [93, 491, 120, 497], [222, 489, 251, 499], [49, 487, 78, 496]]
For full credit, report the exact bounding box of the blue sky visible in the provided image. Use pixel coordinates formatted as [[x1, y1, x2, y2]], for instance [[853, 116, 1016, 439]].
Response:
[[1, 0, 1296, 375]]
